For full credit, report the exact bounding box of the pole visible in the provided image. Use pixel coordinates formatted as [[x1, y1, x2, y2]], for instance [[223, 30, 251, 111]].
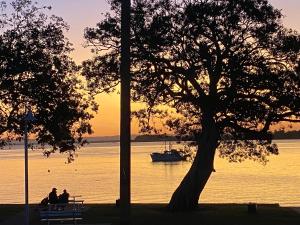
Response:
[[24, 109, 35, 225], [24, 120, 29, 225], [120, 0, 131, 224]]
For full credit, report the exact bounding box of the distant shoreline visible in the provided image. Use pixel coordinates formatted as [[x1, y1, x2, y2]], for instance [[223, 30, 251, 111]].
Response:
[[88, 138, 300, 144], [88, 131, 300, 143], [2, 132, 300, 146]]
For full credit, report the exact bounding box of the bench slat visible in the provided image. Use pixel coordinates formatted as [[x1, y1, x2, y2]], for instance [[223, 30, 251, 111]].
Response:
[[40, 211, 81, 218], [40, 202, 83, 224], [41, 218, 83, 221]]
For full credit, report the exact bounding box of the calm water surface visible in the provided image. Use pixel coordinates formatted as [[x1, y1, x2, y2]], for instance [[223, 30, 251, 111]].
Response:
[[0, 140, 299, 206]]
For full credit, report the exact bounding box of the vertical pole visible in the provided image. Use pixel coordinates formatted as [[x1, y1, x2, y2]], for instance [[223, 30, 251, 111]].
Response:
[[120, 0, 131, 225], [24, 120, 29, 225]]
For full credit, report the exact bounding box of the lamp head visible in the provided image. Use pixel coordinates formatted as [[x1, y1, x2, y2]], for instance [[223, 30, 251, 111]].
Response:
[[24, 110, 36, 122]]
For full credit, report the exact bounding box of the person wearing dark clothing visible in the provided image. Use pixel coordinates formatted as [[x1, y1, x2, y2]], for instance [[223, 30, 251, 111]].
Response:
[[58, 189, 70, 204], [40, 197, 49, 207], [48, 188, 58, 204]]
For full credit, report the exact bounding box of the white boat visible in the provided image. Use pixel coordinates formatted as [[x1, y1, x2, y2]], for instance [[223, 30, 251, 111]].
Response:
[[150, 141, 190, 162], [150, 149, 188, 162]]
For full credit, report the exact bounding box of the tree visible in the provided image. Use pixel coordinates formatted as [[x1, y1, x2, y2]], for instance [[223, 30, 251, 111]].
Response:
[[83, 0, 300, 211], [0, 0, 97, 159]]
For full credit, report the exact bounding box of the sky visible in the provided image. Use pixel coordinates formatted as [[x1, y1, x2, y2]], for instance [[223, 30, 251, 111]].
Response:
[[26, 1, 300, 136]]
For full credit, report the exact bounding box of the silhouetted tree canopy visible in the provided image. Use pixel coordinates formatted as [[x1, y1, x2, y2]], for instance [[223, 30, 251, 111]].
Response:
[[83, 0, 300, 210], [84, 0, 300, 162], [0, 0, 97, 158]]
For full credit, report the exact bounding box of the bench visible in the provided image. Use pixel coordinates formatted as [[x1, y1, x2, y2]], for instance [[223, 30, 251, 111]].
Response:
[[40, 203, 83, 225]]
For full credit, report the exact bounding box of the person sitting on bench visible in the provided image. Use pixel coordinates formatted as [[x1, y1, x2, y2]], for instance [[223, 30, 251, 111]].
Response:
[[49, 188, 58, 204], [48, 187, 58, 210], [59, 189, 70, 204]]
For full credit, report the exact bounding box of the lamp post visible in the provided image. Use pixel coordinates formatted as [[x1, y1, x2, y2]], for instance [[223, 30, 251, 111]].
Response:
[[24, 109, 35, 225], [120, 0, 131, 224]]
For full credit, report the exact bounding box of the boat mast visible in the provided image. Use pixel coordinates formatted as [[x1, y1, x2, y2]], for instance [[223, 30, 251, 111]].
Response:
[[164, 133, 167, 151]]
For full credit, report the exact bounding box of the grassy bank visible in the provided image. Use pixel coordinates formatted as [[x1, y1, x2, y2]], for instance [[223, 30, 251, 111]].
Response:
[[0, 204, 23, 223], [0, 203, 299, 225]]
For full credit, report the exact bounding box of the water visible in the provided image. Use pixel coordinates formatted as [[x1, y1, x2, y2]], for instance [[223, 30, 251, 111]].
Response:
[[0, 140, 299, 206]]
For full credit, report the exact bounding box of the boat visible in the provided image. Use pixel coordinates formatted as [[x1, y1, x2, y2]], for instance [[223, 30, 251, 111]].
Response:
[[150, 141, 191, 162], [150, 149, 189, 162]]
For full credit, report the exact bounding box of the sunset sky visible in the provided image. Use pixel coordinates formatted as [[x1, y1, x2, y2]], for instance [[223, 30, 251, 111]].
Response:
[[41, 0, 300, 136]]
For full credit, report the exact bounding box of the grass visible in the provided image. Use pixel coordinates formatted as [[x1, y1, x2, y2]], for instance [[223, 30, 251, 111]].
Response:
[[81, 204, 300, 225], [0, 203, 299, 225], [0, 204, 23, 223]]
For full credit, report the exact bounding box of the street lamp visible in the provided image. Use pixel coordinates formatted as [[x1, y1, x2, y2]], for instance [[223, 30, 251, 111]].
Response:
[[24, 109, 35, 225]]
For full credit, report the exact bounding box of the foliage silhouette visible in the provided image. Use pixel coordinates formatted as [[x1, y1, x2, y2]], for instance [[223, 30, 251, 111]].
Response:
[[0, 0, 97, 160], [83, 0, 300, 210]]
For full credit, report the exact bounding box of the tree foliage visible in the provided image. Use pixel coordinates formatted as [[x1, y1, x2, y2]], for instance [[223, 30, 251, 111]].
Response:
[[0, 0, 97, 158], [83, 0, 300, 164]]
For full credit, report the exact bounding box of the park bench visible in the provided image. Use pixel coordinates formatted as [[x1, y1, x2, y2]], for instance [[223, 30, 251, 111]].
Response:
[[40, 202, 83, 225]]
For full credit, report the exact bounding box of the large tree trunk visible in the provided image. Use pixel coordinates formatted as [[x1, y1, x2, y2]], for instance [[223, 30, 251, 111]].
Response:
[[167, 114, 219, 211]]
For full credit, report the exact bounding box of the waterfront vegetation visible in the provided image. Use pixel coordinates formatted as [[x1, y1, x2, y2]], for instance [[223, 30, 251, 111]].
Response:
[[0, 204, 299, 225]]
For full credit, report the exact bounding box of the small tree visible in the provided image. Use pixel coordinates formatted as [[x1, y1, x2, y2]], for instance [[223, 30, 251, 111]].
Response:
[[0, 0, 97, 159], [83, 0, 300, 210]]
